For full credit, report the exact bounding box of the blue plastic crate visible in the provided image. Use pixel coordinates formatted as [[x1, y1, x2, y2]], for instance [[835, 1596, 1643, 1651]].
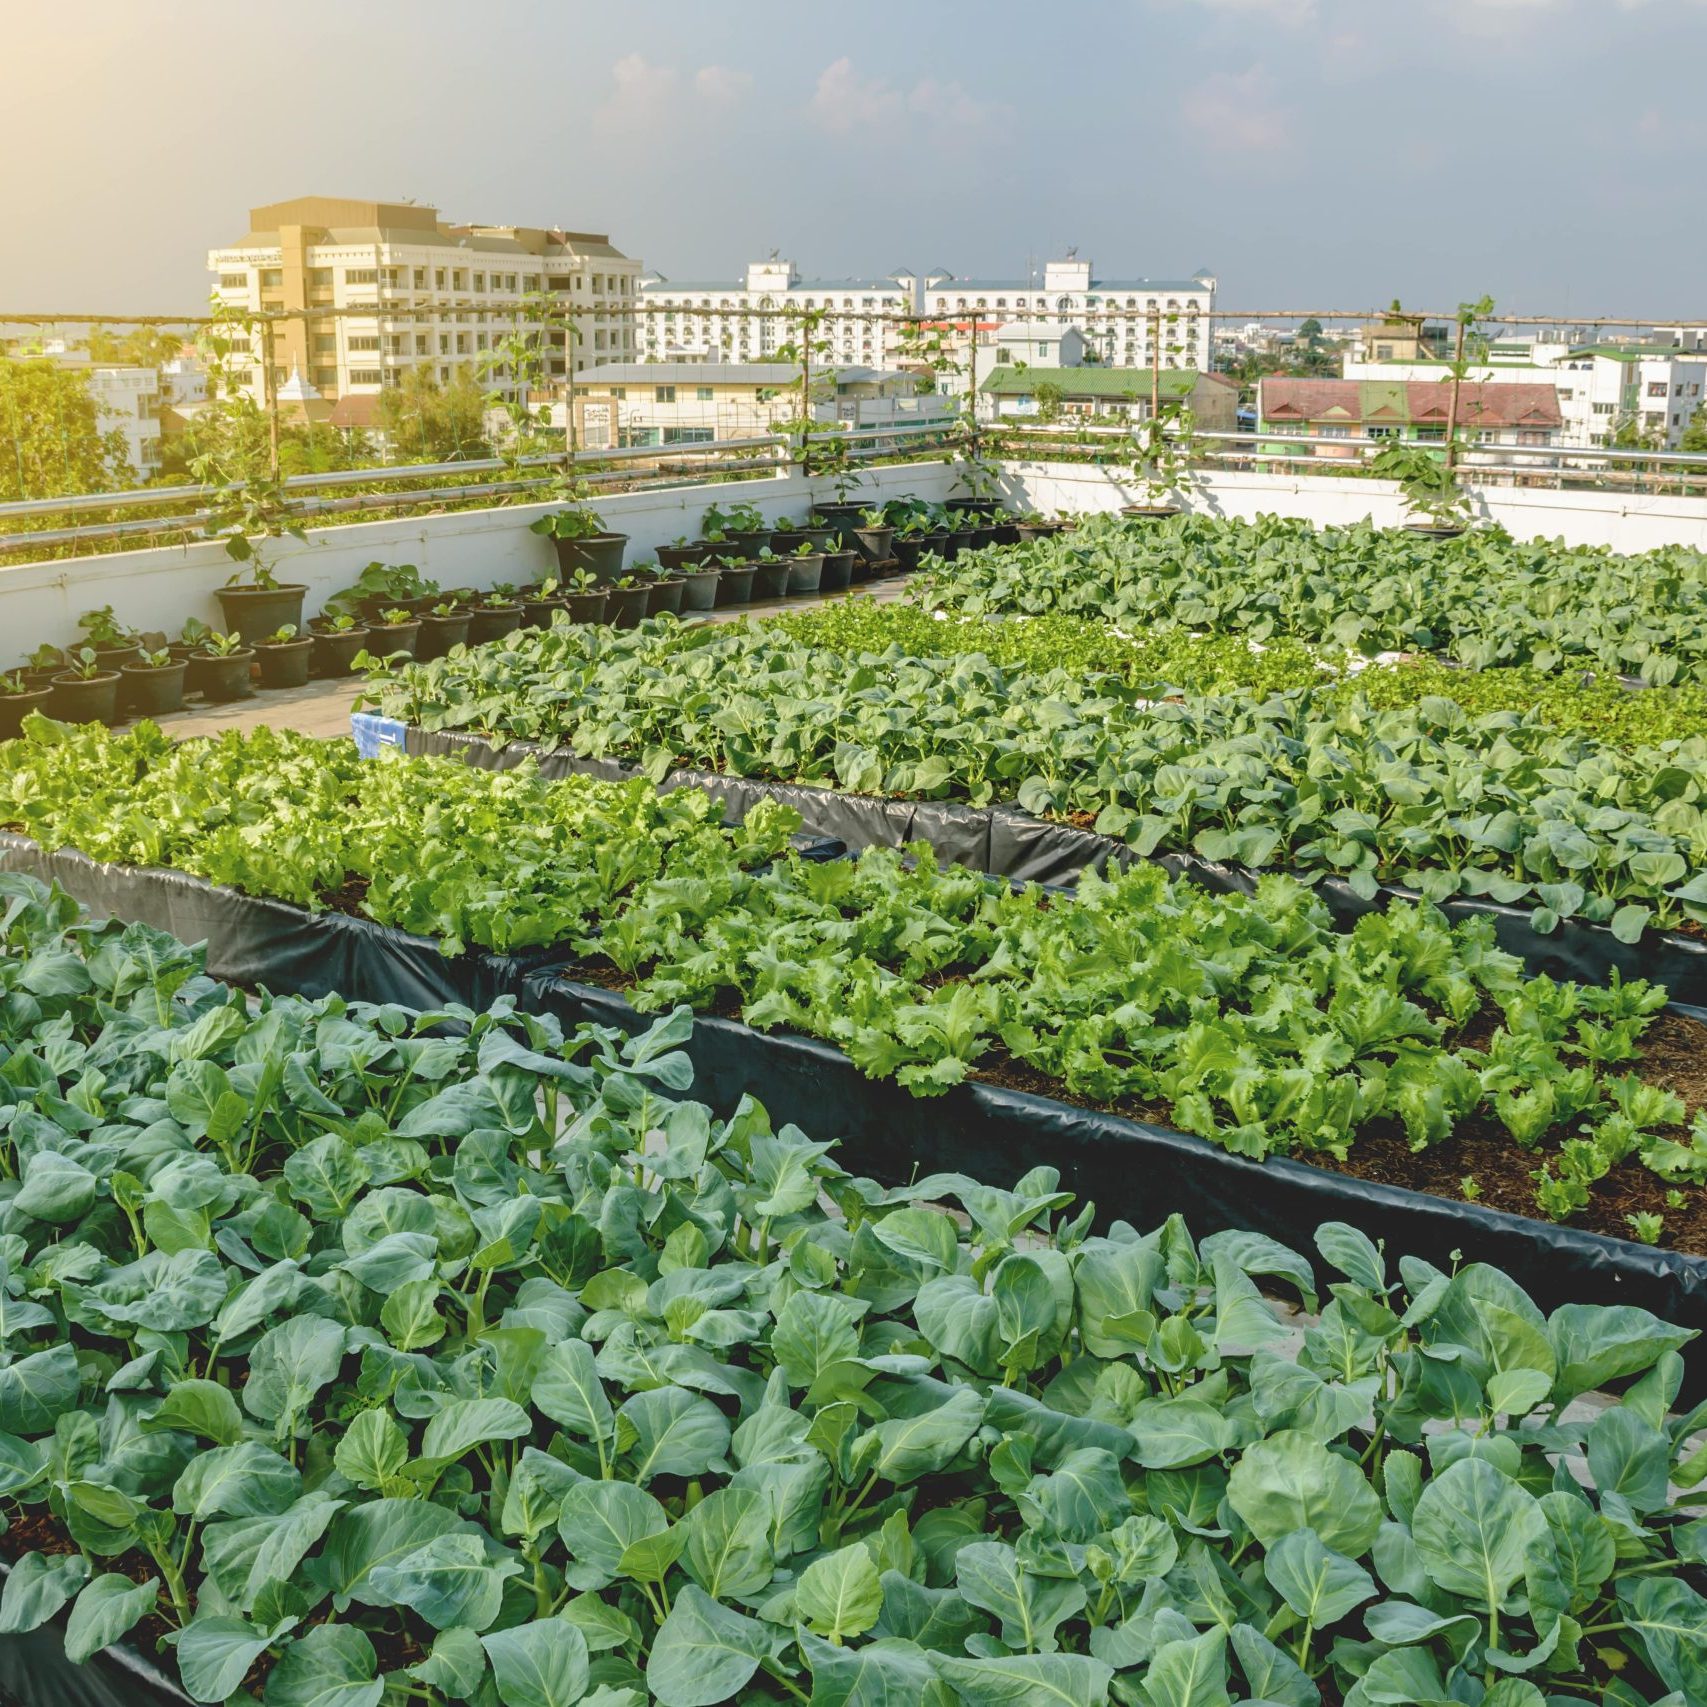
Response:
[[350, 712, 408, 759]]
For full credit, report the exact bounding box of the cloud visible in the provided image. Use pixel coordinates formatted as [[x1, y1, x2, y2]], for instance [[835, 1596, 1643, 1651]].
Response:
[[1192, 0, 1319, 22], [811, 57, 1004, 137], [1179, 66, 1297, 156], [597, 53, 679, 120], [694, 65, 753, 105]]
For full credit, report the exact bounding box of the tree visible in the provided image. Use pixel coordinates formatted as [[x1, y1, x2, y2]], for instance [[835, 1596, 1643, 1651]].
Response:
[[1681, 405, 1707, 454], [0, 359, 129, 500], [375, 366, 491, 463], [1032, 380, 1064, 423], [81, 326, 186, 370]]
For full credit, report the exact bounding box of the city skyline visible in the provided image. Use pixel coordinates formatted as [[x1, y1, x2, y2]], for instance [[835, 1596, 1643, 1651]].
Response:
[[4, 0, 1706, 319]]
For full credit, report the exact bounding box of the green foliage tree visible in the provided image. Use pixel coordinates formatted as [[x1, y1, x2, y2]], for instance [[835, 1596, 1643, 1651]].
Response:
[[375, 365, 492, 464], [0, 359, 129, 500], [1032, 379, 1064, 423], [80, 326, 185, 369], [1677, 405, 1707, 453]]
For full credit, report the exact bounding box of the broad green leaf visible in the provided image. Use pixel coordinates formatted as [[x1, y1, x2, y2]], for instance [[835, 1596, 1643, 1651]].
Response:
[[679, 1485, 775, 1601], [335, 1407, 409, 1492], [243, 1316, 348, 1426], [532, 1338, 615, 1443], [1263, 1529, 1376, 1628], [367, 1530, 522, 1631], [955, 1540, 1086, 1653], [1144, 1626, 1230, 1707], [174, 1613, 298, 1705], [1226, 1430, 1383, 1556], [616, 1386, 730, 1482], [64, 1572, 159, 1665], [796, 1542, 883, 1641], [480, 1618, 591, 1707], [930, 1652, 1112, 1706], [1411, 1458, 1545, 1611], [855, 1386, 987, 1482], [174, 1440, 302, 1519], [646, 1583, 773, 1707], [0, 1343, 81, 1434], [558, 1481, 670, 1592], [0, 1551, 90, 1633], [264, 1623, 384, 1707], [420, 1396, 531, 1466], [1621, 1575, 1707, 1701]]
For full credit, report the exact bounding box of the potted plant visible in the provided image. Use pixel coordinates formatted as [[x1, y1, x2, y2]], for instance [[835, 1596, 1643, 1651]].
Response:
[[1371, 440, 1473, 537], [520, 577, 567, 628], [1014, 511, 1067, 542], [46, 646, 123, 724], [748, 548, 792, 602], [416, 600, 472, 662], [467, 587, 524, 645], [75, 606, 142, 672], [677, 555, 723, 612], [713, 553, 758, 608], [604, 574, 652, 630], [254, 623, 315, 689], [641, 563, 686, 618], [657, 535, 711, 573], [769, 523, 811, 554], [701, 500, 770, 555], [818, 536, 857, 593], [188, 629, 256, 703], [529, 502, 627, 582], [307, 612, 371, 678], [203, 473, 310, 641], [851, 505, 895, 568], [891, 510, 950, 572], [1122, 403, 1194, 519], [119, 647, 187, 716], [0, 671, 52, 740], [785, 540, 825, 595], [20, 644, 65, 692], [562, 569, 608, 625], [367, 606, 421, 659], [332, 561, 441, 624]]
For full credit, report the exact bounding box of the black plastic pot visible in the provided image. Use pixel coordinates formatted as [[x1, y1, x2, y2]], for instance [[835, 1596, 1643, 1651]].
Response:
[[564, 590, 608, 624], [366, 621, 419, 660], [818, 551, 856, 592], [786, 554, 824, 595], [192, 650, 256, 703], [606, 585, 651, 629], [255, 638, 314, 688], [798, 526, 838, 553], [89, 641, 142, 673], [551, 533, 628, 582], [751, 561, 792, 601], [769, 530, 811, 554], [1405, 523, 1468, 539], [1016, 522, 1065, 542], [119, 660, 186, 716], [679, 568, 722, 611], [1120, 503, 1180, 520], [988, 520, 1022, 547], [21, 665, 62, 693], [467, 605, 523, 645], [46, 672, 122, 724], [216, 582, 307, 643], [0, 689, 52, 738], [948, 527, 980, 557], [522, 594, 567, 627], [416, 611, 472, 662], [358, 593, 437, 625], [851, 524, 894, 563], [309, 625, 369, 678], [716, 564, 757, 607], [657, 543, 711, 572], [811, 501, 868, 529], [945, 497, 987, 517], [646, 578, 686, 618], [724, 527, 771, 557], [892, 532, 948, 570]]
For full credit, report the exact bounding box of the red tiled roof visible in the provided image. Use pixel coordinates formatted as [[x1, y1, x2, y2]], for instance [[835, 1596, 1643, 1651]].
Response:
[[1260, 378, 1562, 429], [328, 393, 383, 429]]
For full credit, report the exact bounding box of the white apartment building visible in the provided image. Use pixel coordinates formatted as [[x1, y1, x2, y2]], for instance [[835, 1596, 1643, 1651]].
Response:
[[637, 259, 935, 369], [1342, 341, 1707, 449], [922, 256, 1216, 370], [208, 196, 642, 408]]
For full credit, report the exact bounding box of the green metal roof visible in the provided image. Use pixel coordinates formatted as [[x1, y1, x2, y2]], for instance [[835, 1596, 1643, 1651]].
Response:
[[981, 365, 1200, 399]]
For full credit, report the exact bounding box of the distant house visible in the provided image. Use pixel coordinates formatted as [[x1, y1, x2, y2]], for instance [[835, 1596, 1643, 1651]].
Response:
[[979, 366, 1238, 432], [1256, 378, 1563, 457]]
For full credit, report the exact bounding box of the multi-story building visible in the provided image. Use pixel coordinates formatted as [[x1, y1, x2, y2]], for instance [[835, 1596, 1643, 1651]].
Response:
[[568, 362, 954, 450], [208, 196, 642, 407], [981, 366, 1239, 432], [637, 259, 934, 369], [922, 257, 1216, 370], [1341, 341, 1707, 450], [1257, 378, 1563, 456]]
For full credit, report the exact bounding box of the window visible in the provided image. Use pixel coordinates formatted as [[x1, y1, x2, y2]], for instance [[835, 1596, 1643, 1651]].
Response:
[[313, 334, 337, 354], [413, 269, 426, 288], [348, 335, 381, 351], [1648, 380, 1669, 397], [345, 269, 379, 285], [655, 384, 677, 402], [218, 272, 248, 289], [1592, 401, 1615, 415], [415, 335, 428, 354], [473, 273, 485, 292], [260, 269, 283, 288], [348, 368, 383, 385], [1414, 426, 1446, 441], [439, 335, 450, 354], [1366, 425, 1399, 439], [696, 386, 714, 400], [435, 269, 447, 290], [610, 387, 626, 399], [307, 268, 333, 287], [311, 367, 337, 389]]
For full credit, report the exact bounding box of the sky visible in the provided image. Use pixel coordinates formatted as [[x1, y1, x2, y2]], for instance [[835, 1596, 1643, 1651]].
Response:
[[2, 0, 1704, 323]]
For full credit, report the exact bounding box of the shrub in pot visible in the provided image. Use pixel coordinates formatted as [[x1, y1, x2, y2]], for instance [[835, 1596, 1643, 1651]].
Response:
[[75, 605, 142, 672], [713, 555, 758, 607], [749, 549, 792, 602], [254, 624, 315, 689], [364, 607, 420, 661], [785, 542, 824, 595], [519, 578, 567, 627], [701, 501, 769, 558], [1014, 511, 1066, 541], [604, 574, 652, 630], [851, 506, 895, 566], [215, 559, 308, 642], [467, 589, 524, 645], [308, 613, 371, 678], [892, 514, 949, 571], [337, 561, 441, 624], [679, 561, 722, 612], [188, 630, 255, 703], [818, 544, 856, 592], [119, 647, 187, 716], [656, 536, 711, 572], [530, 503, 627, 581], [20, 644, 65, 692], [415, 600, 472, 662], [561, 569, 609, 625], [811, 499, 867, 529], [47, 647, 123, 724], [642, 564, 686, 617], [769, 527, 811, 554], [798, 524, 838, 553], [0, 672, 52, 739]]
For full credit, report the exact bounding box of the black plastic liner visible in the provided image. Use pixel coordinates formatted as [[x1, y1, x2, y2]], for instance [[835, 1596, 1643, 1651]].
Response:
[[403, 727, 1707, 1003]]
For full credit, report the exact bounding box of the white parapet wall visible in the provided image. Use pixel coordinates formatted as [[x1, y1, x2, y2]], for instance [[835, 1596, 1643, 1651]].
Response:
[[0, 462, 958, 655], [998, 460, 1707, 554]]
